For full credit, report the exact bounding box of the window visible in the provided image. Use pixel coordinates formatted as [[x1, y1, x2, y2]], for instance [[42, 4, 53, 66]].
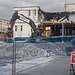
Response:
[[0, 21, 2, 24], [29, 10, 31, 16], [68, 29, 69, 34], [72, 30, 74, 34], [15, 26, 17, 31], [60, 29, 62, 34], [3, 27, 5, 31], [21, 26, 23, 31], [34, 10, 36, 16]]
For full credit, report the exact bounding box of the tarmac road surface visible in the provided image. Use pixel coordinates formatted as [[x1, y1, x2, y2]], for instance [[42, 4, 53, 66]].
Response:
[[17, 56, 71, 75]]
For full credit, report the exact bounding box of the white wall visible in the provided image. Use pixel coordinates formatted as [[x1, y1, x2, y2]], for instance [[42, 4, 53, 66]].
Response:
[[0, 19, 9, 33], [66, 4, 75, 12], [13, 22, 31, 37], [14, 7, 39, 23], [69, 14, 75, 21], [65, 4, 75, 21]]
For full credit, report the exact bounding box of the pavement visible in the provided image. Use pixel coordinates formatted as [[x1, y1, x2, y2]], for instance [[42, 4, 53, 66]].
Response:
[[17, 56, 71, 75], [0, 56, 56, 75]]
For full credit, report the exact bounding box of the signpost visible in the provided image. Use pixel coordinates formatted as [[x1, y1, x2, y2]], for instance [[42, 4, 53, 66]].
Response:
[[71, 52, 75, 64], [70, 52, 75, 75], [12, 40, 16, 75]]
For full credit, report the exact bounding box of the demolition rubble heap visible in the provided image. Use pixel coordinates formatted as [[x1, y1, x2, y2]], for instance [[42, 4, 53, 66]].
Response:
[[0, 42, 75, 66]]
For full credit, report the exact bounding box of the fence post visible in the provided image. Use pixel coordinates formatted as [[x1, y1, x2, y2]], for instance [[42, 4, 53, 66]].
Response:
[[12, 40, 16, 75], [62, 23, 65, 37]]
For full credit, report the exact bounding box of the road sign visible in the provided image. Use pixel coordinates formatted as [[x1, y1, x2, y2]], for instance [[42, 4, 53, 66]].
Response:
[[71, 52, 75, 64]]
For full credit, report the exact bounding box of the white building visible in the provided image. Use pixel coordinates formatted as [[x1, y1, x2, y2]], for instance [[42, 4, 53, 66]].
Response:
[[65, 3, 75, 22], [13, 6, 44, 38], [66, 3, 75, 12]]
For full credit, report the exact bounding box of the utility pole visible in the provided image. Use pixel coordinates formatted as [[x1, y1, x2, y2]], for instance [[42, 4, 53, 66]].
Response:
[[65, 0, 66, 12]]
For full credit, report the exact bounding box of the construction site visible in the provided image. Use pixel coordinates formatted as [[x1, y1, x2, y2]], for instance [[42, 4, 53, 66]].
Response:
[[0, 4, 75, 38], [0, 2, 75, 75]]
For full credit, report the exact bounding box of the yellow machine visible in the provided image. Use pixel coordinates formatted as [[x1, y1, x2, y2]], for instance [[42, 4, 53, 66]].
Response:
[[38, 27, 51, 37]]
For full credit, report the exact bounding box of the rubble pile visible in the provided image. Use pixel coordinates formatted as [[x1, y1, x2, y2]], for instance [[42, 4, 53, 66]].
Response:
[[0, 42, 75, 66]]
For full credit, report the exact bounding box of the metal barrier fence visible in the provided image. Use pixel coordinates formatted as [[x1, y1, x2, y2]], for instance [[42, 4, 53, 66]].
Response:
[[0, 36, 75, 75]]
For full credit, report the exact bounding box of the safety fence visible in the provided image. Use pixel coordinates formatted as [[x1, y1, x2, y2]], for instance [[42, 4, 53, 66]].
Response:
[[0, 36, 75, 75]]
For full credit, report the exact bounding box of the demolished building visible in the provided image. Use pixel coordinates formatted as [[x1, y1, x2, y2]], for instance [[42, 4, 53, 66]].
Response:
[[13, 4, 75, 38], [40, 11, 75, 36]]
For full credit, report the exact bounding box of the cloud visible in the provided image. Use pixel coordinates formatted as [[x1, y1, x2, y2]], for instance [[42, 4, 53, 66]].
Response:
[[0, 0, 75, 20]]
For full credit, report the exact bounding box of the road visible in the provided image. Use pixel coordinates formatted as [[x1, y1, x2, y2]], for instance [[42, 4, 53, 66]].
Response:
[[17, 56, 71, 75]]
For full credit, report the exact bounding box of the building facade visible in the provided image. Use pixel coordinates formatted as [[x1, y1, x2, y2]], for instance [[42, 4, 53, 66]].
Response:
[[66, 3, 75, 12], [13, 6, 43, 38], [0, 18, 9, 33]]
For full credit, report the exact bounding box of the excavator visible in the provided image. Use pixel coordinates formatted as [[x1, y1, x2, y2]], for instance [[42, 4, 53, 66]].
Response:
[[3, 11, 69, 38], [8, 11, 52, 38], [8, 11, 37, 37]]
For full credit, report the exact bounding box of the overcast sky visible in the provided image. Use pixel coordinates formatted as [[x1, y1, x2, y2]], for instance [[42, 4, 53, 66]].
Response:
[[0, 0, 75, 20]]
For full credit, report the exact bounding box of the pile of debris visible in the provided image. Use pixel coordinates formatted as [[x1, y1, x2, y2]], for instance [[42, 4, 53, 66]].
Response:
[[0, 42, 75, 66]]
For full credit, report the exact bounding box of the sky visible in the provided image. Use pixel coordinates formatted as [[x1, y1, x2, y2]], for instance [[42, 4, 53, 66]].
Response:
[[0, 0, 75, 20]]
